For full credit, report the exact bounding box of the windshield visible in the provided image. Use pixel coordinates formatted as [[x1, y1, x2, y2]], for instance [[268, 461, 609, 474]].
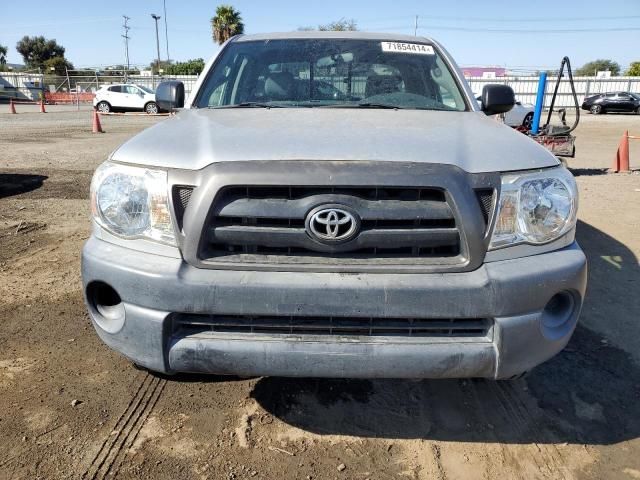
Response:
[[137, 85, 155, 94], [195, 39, 467, 111]]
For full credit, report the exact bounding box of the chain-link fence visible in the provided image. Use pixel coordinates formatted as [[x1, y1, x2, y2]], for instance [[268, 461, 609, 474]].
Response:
[[0, 72, 201, 104], [4, 71, 640, 108]]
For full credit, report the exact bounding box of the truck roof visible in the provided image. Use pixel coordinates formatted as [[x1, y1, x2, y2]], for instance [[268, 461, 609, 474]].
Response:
[[233, 31, 435, 43]]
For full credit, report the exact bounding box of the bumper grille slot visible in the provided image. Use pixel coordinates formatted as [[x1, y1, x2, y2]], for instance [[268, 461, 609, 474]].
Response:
[[204, 186, 463, 263], [475, 188, 495, 228], [172, 185, 194, 230], [173, 314, 493, 339]]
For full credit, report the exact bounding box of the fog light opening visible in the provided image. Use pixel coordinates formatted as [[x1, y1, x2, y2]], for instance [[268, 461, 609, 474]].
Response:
[[541, 291, 577, 339], [86, 281, 125, 333]]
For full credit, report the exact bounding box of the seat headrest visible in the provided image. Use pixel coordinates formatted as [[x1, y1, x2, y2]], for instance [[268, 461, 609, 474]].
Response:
[[365, 74, 402, 98], [264, 72, 295, 100]]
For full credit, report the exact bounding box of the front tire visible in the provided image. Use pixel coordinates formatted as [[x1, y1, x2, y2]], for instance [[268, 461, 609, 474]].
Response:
[[522, 112, 534, 130], [590, 104, 602, 115], [96, 101, 110, 113], [145, 102, 159, 114]]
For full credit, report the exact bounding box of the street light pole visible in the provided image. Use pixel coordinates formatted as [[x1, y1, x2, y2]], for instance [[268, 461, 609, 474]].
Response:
[[163, 0, 170, 62], [151, 14, 162, 87], [151, 15, 162, 67]]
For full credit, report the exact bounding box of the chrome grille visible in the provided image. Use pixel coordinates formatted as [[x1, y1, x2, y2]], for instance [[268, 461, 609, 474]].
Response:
[[204, 186, 461, 261]]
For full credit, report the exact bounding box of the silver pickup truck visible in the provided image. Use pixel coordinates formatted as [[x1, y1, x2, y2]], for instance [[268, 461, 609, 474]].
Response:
[[82, 32, 586, 379]]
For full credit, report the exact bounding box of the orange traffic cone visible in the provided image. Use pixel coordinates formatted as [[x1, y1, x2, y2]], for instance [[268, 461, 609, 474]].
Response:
[[9, 99, 16, 114], [39, 99, 46, 113], [92, 109, 103, 133], [612, 131, 630, 173]]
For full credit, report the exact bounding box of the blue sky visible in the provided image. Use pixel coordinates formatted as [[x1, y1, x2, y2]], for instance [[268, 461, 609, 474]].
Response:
[[2, 0, 639, 71]]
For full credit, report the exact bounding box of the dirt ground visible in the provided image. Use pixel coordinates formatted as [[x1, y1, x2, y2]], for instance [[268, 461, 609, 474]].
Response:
[[0, 106, 639, 480]]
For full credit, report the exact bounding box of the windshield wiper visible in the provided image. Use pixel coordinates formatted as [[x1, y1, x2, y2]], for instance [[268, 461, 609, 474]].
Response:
[[316, 103, 459, 111], [209, 102, 284, 109], [317, 102, 401, 109], [357, 102, 401, 109]]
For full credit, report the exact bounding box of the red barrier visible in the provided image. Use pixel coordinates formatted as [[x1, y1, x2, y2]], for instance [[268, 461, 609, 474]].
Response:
[[45, 92, 95, 104]]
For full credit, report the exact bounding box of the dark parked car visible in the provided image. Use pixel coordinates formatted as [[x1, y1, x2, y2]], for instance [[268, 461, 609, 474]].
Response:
[[581, 91, 640, 114]]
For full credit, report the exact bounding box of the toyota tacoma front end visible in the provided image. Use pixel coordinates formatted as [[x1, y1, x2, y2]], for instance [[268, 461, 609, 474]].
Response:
[[81, 32, 586, 379]]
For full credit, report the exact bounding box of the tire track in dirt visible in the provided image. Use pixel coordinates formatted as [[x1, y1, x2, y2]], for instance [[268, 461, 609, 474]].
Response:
[[465, 379, 512, 479], [490, 381, 570, 479], [488, 381, 551, 477], [82, 373, 166, 480], [431, 443, 447, 480]]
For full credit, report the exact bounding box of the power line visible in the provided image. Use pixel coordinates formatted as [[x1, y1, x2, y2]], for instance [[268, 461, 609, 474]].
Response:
[[414, 24, 640, 33], [358, 13, 640, 25], [0, 17, 117, 28], [354, 23, 640, 34], [418, 13, 640, 23]]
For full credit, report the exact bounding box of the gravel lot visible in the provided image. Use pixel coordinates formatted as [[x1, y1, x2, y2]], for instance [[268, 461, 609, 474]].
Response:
[[0, 106, 639, 480]]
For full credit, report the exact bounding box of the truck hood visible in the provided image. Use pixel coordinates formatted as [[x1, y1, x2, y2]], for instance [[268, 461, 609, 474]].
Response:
[[112, 108, 559, 173]]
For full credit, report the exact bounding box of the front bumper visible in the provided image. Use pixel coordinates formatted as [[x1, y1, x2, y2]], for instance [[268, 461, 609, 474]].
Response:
[[81, 237, 587, 379]]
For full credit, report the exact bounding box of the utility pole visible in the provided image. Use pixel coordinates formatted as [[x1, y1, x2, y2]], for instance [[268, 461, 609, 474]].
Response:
[[122, 15, 131, 82], [414, 15, 418, 36], [151, 14, 162, 86], [163, 0, 170, 62]]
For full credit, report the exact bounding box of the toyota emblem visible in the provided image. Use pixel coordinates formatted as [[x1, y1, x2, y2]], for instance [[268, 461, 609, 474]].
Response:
[[306, 206, 359, 243]]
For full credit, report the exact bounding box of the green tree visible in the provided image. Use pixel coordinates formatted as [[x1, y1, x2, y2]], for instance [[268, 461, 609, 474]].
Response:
[[43, 56, 74, 75], [318, 18, 358, 31], [575, 59, 621, 76], [16, 36, 66, 70], [625, 62, 640, 76], [149, 60, 173, 75], [104, 65, 140, 76], [0, 44, 7, 65], [165, 58, 206, 75], [211, 5, 244, 45]]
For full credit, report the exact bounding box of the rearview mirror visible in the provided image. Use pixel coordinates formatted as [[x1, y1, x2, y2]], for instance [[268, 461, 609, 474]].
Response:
[[480, 84, 515, 115], [156, 81, 185, 111]]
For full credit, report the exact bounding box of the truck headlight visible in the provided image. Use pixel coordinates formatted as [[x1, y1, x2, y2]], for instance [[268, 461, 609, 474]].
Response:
[[90, 161, 176, 245], [489, 167, 578, 249]]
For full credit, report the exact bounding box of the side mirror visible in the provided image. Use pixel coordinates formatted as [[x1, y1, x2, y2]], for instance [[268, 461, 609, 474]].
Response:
[[156, 81, 185, 111], [481, 84, 515, 115]]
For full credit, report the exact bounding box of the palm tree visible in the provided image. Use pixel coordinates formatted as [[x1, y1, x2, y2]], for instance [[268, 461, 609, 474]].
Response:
[[0, 45, 7, 66], [211, 5, 244, 45]]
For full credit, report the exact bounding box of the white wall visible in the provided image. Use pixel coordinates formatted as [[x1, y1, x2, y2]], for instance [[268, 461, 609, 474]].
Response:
[[0, 72, 46, 100]]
